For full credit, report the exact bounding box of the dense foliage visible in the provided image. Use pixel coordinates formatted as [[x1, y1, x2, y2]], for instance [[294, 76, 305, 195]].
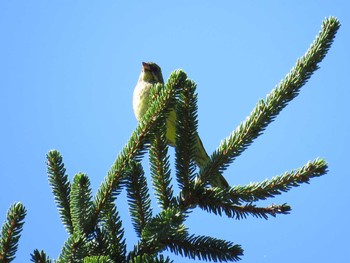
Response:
[[0, 17, 340, 263]]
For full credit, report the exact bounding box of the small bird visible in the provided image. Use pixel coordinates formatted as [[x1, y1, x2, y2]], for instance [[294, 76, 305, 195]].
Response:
[[133, 62, 229, 188]]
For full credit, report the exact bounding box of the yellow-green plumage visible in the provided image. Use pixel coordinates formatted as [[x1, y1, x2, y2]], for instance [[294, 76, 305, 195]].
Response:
[[133, 62, 229, 188]]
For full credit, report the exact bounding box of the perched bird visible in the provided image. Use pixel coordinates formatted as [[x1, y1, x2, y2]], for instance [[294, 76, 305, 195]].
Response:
[[133, 62, 229, 188]]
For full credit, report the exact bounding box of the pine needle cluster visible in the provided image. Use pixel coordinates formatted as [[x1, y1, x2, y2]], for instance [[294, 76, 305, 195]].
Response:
[[0, 17, 340, 262]]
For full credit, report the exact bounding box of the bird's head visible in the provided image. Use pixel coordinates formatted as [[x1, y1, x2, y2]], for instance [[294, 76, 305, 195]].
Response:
[[139, 62, 164, 84]]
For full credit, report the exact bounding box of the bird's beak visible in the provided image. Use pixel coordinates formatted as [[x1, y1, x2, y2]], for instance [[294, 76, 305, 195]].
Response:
[[142, 62, 150, 70]]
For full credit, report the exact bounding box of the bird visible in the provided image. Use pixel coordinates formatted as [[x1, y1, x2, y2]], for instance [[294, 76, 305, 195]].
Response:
[[133, 62, 229, 188]]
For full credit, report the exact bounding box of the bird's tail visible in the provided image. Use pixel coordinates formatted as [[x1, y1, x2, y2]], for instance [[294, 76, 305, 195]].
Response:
[[166, 111, 229, 188], [195, 135, 229, 188]]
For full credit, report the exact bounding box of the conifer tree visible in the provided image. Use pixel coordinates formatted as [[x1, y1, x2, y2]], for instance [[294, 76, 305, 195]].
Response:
[[0, 17, 340, 262]]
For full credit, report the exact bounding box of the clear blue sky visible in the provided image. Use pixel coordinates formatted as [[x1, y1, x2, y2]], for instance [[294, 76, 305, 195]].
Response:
[[1, 1, 349, 262]]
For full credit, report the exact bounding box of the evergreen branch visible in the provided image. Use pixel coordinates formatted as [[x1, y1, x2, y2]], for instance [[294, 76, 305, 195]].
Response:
[[92, 170, 125, 233], [195, 159, 326, 218], [70, 173, 94, 235], [83, 227, 104, 258], [128, 254, 173, 263], [30, 249, 52, 263], [206, 17, 340, 176], [175, 79, 198, 192], [92, 71, 187, 228], [0, 203, 26, 263], [178, 183, 292, 220], [232, 203, 291, 220], [83, 256, 111, 263], [149, 121, 174, 210], [101, 206, 126, 263], [126, 162, 152, 238], [57, 233, 87, 263], [47, 150, 73, 234], [140, 208, 187, 255], [231, 158, 328, 203], [189, 187, 239, 217], [33, 17, 338, 262], [127, 243, 170, 262], [168, 234, 243, 262], [126, 244, 143, 262]]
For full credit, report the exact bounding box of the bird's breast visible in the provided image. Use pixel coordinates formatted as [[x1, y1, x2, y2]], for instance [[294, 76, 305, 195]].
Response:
[[133, 81, 153, 121]]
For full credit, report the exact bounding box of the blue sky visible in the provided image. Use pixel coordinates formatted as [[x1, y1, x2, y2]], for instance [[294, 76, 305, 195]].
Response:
[[0, 1, 349, 262]]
